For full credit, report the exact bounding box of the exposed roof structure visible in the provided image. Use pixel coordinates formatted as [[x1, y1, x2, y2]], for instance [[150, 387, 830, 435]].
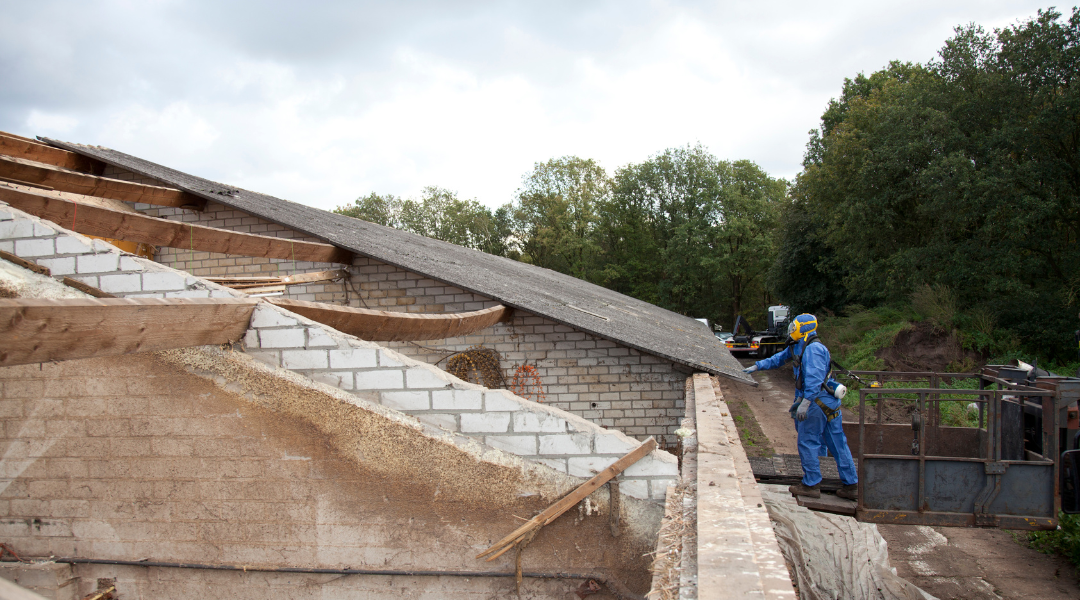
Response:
[[44, 138, 754, 385]]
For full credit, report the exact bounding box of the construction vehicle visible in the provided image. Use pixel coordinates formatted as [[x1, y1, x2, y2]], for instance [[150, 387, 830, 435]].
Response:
[[725, 305, 790, 358]]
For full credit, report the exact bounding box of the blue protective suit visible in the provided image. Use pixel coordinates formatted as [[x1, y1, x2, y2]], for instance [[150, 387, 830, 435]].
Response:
[[755, 335, 858, 487]]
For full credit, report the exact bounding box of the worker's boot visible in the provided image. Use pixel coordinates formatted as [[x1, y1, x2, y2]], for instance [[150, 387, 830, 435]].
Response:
[[788, 483, 821, 498], [835, 484, 858, 500]]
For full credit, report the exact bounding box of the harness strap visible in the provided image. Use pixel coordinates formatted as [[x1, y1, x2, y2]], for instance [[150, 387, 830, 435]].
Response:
[[814, 398, 840, 422]]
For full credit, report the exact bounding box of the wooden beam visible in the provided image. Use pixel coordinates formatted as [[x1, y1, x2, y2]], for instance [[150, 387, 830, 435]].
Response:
[[0, 297, 259, 366], [0, 184, 354, 265], [0, 156, 205, 210], [0, 250, 50, 276], [268, 298, 510, 341], [0, 134, 104, 175], [206, 269, 348, 290], [61, 277, 116, 298], [476, 438, 658, 562]]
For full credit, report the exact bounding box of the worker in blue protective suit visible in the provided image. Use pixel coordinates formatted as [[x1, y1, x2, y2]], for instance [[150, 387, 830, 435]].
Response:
[[742, 314, 858, 499]]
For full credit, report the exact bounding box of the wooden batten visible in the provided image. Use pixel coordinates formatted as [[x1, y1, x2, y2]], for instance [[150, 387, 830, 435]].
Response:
[[0, 156, 205, 210], [0, 133, 105, 175], [0, 297, 259, 366], [268, 298, 511, 341], [0, 184, 354, 265]]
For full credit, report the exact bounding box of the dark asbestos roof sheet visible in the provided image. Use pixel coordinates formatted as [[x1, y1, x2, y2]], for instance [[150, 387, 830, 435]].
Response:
[[45, 138, 755, 386]]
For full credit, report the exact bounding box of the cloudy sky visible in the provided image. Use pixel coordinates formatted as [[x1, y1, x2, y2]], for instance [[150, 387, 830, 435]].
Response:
[[0, 1, 1056, 211]]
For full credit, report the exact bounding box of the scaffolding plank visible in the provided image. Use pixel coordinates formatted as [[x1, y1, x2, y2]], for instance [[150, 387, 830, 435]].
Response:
[[0, 297, 259, 366], [0, 184, 353, 265], [268, 297, 510, 341], [0, 156, 205, 209], [0, 133, 104, 174]]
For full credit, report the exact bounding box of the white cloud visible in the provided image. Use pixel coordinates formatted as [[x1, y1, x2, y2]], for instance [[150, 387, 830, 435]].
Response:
[[0, 0, 1060, 210]]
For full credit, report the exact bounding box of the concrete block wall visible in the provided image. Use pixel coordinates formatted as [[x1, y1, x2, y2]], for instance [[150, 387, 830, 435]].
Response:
[[0, 348, 661, 599], [0, 202, 678, 499], [243, 303, 678, 500], [0, 562, 77, 600]]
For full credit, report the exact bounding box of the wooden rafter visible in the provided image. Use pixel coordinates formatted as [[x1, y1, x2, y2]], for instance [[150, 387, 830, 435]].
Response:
[[0, 133, 104, 175], [0, 298, 259, 366], [268, 297, 511, 341], [0, 184, 353, 265], [476, 437, 658, 562], [0, 156, 205, 210]]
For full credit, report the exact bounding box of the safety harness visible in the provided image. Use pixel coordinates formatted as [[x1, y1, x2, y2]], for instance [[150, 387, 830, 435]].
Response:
[[792, 336, 840, 422]]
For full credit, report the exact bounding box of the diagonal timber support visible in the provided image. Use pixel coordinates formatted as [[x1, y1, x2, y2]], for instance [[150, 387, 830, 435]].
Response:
[[0, 133, 105, 174], [0, 184, 353, 264], [0, 156, 206, 210]]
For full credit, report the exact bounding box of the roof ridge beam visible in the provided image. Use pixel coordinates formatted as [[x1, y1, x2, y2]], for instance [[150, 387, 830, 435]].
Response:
[[0, 184, 353, 264]]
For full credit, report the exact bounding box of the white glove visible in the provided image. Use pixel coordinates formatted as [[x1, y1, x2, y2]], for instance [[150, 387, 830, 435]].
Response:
[[743, 365, 758, 373], [833, 384, 848, 400], [796, 399, 810, 421]]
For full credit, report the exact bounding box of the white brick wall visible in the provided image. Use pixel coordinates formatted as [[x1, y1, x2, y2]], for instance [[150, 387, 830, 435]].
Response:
[[112, 194, 691, 446], [0, 200, 678, 501], [242, 302, 678, 499]]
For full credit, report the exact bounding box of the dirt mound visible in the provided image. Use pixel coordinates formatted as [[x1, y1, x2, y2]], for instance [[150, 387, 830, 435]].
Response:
[[875, 321, 983, 372]]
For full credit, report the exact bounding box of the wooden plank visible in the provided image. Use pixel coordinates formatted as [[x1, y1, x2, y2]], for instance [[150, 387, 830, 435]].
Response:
[[280, 269, 349, 285], [240, 285, 287, 295], [0, 134, 104, 174], [0, 156, 205, 209], [61, 277, 116, 298], [0, 184, 353, 265], [0, 130, 41, 144], [476, 437, 658, 562], [796, 494, 857, 516], [206, 270, 348, 290], [269, 298, 509, 341], [0, 298, 259, 366], [0, 250, 50, 276], [0, 175, 53, 190]]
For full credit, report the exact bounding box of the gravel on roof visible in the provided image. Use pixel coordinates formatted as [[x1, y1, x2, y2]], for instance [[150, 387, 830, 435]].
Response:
[[45, 138, 756, 386]]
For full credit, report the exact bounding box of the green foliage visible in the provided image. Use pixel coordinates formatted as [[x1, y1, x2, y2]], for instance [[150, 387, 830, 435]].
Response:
[[514, 156, 606, 278], [782, 8, 1080, 361], [819, 305, 915, 371], [333, 187, 512, 254], [1029, 512, 1080, 569], [596, 146, 787, 326], [910, 284, 956, 334]]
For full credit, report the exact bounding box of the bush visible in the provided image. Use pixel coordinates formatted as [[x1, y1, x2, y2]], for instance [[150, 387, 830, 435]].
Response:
[[1029, 512, 1080, 568], [911, 284, 956, 334]]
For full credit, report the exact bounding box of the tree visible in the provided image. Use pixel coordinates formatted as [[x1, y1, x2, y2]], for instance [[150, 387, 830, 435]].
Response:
[[595, 146, 786, 326], [783, 8, 1080, 359], [514, 157, 608, 279], [334, 187, 513, 255]]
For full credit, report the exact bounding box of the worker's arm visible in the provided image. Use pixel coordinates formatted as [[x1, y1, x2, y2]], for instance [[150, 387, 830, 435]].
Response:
[[754, 345, 793, 371]]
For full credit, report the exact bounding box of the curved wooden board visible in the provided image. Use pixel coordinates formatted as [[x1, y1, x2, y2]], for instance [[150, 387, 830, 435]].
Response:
[[268, 298, 511, 341]]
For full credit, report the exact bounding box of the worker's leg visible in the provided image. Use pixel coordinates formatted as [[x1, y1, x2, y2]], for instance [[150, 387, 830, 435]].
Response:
[[798, 404, 826, 487], [824, 414, 858, 485]]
